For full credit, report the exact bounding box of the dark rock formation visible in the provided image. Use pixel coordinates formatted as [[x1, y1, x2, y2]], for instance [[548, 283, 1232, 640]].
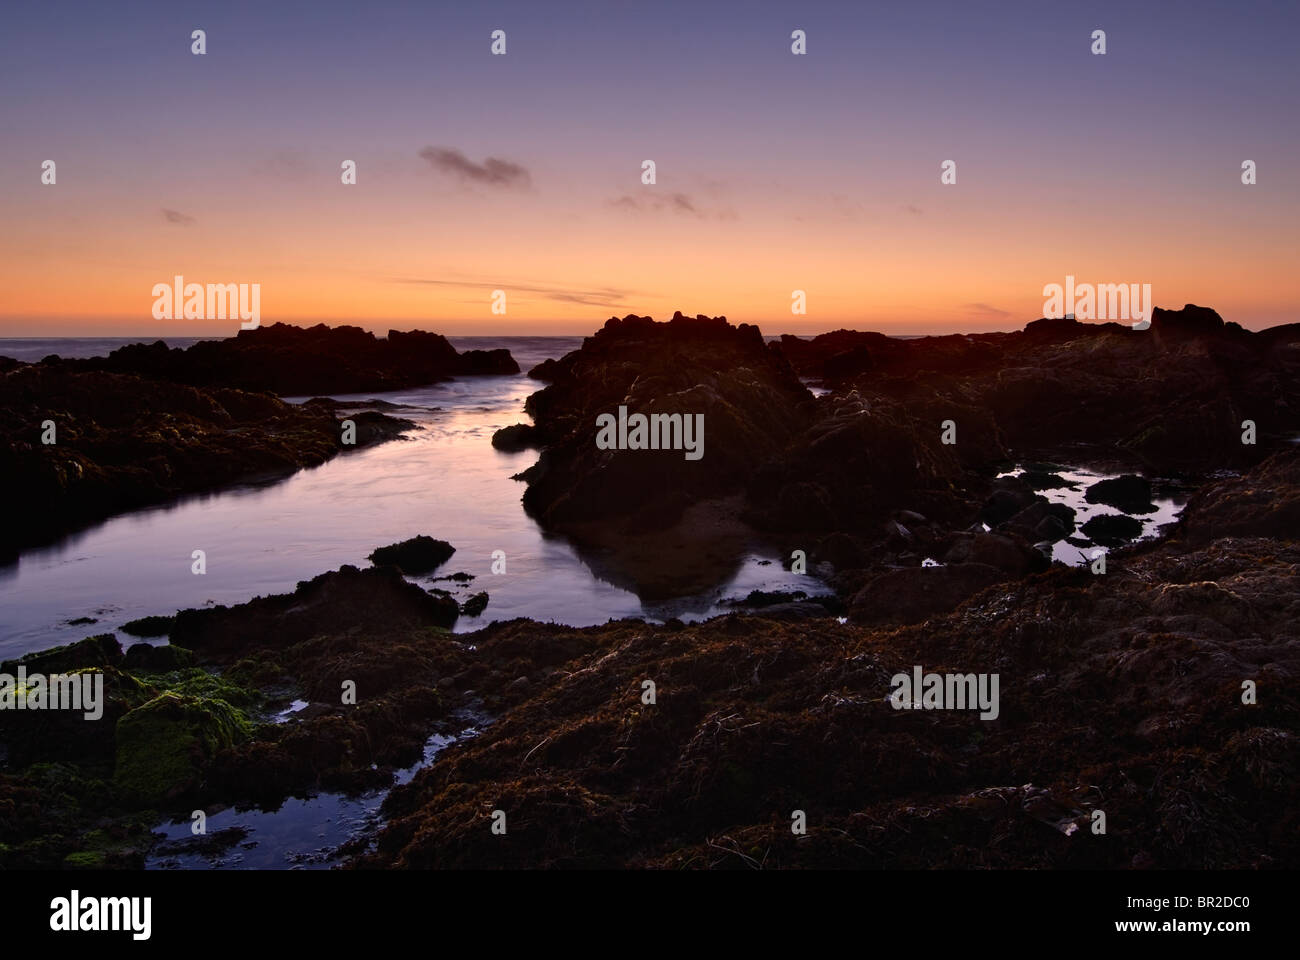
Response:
[[68, 322, 518, 395], [359, 500, 1300, 868], [1081, 513, 1145, 546], [0, 363, 415, 558], [491, 422, 541, 451], [171, 564, 460, 657], [509, 312, 1001, 599], [4, 451, 1299, 869], [519, 313, 813, 528], [1085, 475, 1156, 513], [509, 313, 818, 598], [369, 535, 456, 575], [1178, 447, 1300, 542], [777, 305, 1300, 474]]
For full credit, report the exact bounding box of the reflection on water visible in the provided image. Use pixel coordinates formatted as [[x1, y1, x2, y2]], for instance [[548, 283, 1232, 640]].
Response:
[[0, 337, 830, 658], [997, 465, 1186, 565], [147, 714, 484, 870]]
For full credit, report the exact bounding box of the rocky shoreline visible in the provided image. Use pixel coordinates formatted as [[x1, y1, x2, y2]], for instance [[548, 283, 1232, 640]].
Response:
[[0, 324, 520, 559], [1, 309, 1297, 869], [75, 322, 519, 395]]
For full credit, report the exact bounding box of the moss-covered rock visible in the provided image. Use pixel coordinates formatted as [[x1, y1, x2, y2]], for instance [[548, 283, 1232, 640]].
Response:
[[123, 641, 192, 670], [0, 634, 122, 676], [121, 616, 177, 639], [141, 667, 259, 710], [113, 693, 253, 803], [63, 850, 107, 869]]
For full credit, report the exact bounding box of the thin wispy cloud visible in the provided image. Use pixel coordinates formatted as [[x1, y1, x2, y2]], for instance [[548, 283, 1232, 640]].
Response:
[[393, 276, 645, 309], [418, 147, 531, 189], [610, 192, 734, 219], [161, 208, 195, 226], [965, 302, 1011, 319], [257, 150, 314, 181]]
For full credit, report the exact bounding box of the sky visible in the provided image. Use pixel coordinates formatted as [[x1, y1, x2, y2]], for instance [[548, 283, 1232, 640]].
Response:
[[1, 0, 1297, 337]]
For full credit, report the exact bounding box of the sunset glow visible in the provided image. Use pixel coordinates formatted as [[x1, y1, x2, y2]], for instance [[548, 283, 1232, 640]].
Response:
[[2, 0, 1296, 336]]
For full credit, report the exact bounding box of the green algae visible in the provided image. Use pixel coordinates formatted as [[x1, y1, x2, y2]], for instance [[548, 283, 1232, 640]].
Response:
[[113, 692, 254, 802]]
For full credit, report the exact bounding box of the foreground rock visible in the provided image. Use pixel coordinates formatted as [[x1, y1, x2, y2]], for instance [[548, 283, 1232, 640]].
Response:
[[0, 550, 481, 867], [0, 364, 415, 558], [4, 454, 1299, 869], [356, 455, 1300, 869], [70, 322, 518, 395]]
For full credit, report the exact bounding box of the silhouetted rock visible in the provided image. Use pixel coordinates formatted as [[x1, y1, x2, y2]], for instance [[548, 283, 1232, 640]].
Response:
[[778, 304, 1300, 474], [76, 322, 518, 395], [1085, 475, 1156, 513], [369, 535, 456, 575], [1081, 513, 1145, 546], [120, 615, 176, 638], [460, 592, 489, 617], [172, 564, 459, 658], [491, 422, 540, 451]]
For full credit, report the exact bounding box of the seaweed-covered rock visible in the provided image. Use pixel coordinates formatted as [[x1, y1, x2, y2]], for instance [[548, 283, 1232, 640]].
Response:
[[122, 642, 193, 671], [0, 634, 122, 676], [120, 615, 175, 638], [1178, 447, 1300, 542], [850, 563, 1008, 624], [113, 692, 252, 803]]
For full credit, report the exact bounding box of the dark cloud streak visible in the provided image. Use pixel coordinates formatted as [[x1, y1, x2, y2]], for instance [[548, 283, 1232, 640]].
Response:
[[418, 147, 531, 188]]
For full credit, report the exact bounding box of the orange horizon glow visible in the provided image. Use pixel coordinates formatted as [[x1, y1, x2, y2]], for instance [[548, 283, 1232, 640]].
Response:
[[4, 3, 1296, 339]]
